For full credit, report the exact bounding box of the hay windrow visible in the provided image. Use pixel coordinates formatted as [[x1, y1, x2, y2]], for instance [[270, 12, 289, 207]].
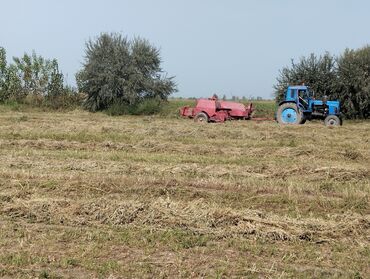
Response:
[[2, 197, 369, 244]]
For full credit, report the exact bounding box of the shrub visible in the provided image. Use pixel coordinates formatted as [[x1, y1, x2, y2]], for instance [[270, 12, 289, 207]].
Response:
[[105, 102, 132, 116], [134, 98, 163, 115], [105, 98, 164, 116]]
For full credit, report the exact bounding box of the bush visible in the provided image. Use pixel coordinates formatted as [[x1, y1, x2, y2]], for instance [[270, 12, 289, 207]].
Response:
[[105, 98, 164, 116], [105, 102, 132, 116], [43, 90, 84, 110], [134, 98, 163, 115]]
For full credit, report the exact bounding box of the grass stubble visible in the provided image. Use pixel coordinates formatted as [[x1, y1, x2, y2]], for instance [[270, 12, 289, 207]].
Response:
[[0, 105, 369, 278]]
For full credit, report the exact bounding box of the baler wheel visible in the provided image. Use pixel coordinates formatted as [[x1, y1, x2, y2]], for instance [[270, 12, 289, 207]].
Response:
[[194, 112, 209, 123]]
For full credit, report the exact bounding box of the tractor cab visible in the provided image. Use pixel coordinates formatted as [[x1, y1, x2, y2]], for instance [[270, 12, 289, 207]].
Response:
[[284, 85, 312, 110]]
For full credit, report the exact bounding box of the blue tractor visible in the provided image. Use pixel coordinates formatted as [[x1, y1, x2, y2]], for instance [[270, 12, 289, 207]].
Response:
[[276, 85, 342, 126]]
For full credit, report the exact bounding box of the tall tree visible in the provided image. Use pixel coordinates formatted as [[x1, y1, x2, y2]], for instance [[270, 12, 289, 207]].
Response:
[[0, 47, 7, 101], [3, 64, 22, 101], [13, 51, 53, 96], [274, 52, 337, 102], [47, 59, 64, 97], [336, 46, 370, 119], [77, 33, 177, 112], [0, 48, 68, 106]]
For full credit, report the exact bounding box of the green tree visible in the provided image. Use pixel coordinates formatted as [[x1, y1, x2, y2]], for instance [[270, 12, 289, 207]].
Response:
[[47, 59, 64, 97], [13, 51, 53, 97], [336, 46, 370, 119], [0, 47, 7, 101], [3, 64, 22, 101], [77, 33, 177, 112], [0, 47, 73, 108], [274, 52, 337, 102]]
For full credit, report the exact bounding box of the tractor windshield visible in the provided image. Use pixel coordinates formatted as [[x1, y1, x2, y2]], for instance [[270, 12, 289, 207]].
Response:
[[306, 87, 314, 98], [298, 89, 309, 99]]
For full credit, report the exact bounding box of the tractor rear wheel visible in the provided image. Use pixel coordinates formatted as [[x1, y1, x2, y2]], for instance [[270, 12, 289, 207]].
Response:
[[276, 103, 303, 125], [324, 115, 341, 126], [194, 112, 209, 123]]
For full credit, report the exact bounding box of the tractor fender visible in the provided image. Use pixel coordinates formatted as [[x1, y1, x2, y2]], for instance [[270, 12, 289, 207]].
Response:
[[278, 101, 305, 111], [278, 100, 295, 107]]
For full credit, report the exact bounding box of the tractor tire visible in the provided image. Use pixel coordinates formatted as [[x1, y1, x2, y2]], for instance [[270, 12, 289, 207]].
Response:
[[276, 103, 303, 125], [194, 112, 209, 123], [300, 118, 306, 124], [324, 115, 341, 126]]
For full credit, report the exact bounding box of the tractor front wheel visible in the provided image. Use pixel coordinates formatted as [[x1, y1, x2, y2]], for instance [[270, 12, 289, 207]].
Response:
[[300, 118, 306, 124], [276, 103, 303, 125], [324, 115, 341, 126], [194, 112, 209, 123]]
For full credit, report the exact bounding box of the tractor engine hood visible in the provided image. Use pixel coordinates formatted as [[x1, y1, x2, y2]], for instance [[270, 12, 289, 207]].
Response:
[[312, 100, 340, 108]]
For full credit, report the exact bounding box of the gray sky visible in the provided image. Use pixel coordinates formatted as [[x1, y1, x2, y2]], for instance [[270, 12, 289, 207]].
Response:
[[1, 0, 369, 98]]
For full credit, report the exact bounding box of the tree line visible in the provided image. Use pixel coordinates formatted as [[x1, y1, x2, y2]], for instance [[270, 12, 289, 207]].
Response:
[[274, 46, 370, 119], [0, 33, 176, 114], [0, 48, 81, 109], [1, 33, 369, 118]]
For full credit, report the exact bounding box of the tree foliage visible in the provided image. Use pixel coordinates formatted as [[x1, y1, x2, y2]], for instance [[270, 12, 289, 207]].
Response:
[[0, 47, 79, 108], [0, 47, 8, 101], [13, 52, 51, 96], [274, 52, 337, 102], [77, 33, 177, 112], [336, 47, 370, 119], [274, 46, 370, 119]]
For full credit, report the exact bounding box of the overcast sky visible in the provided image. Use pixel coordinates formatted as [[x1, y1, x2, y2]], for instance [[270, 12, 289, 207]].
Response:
[[1, 0, 370, 98]]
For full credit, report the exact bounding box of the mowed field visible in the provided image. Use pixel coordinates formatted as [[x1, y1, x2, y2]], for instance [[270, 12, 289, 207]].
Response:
[[0, 103, 369, 278]]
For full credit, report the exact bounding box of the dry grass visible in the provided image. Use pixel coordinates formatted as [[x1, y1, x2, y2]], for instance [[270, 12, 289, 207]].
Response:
[[0, 106, 369, 278]]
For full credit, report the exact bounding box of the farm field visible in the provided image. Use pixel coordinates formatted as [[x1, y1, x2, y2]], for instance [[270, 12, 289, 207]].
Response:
[[0, 104, 369, 278]]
